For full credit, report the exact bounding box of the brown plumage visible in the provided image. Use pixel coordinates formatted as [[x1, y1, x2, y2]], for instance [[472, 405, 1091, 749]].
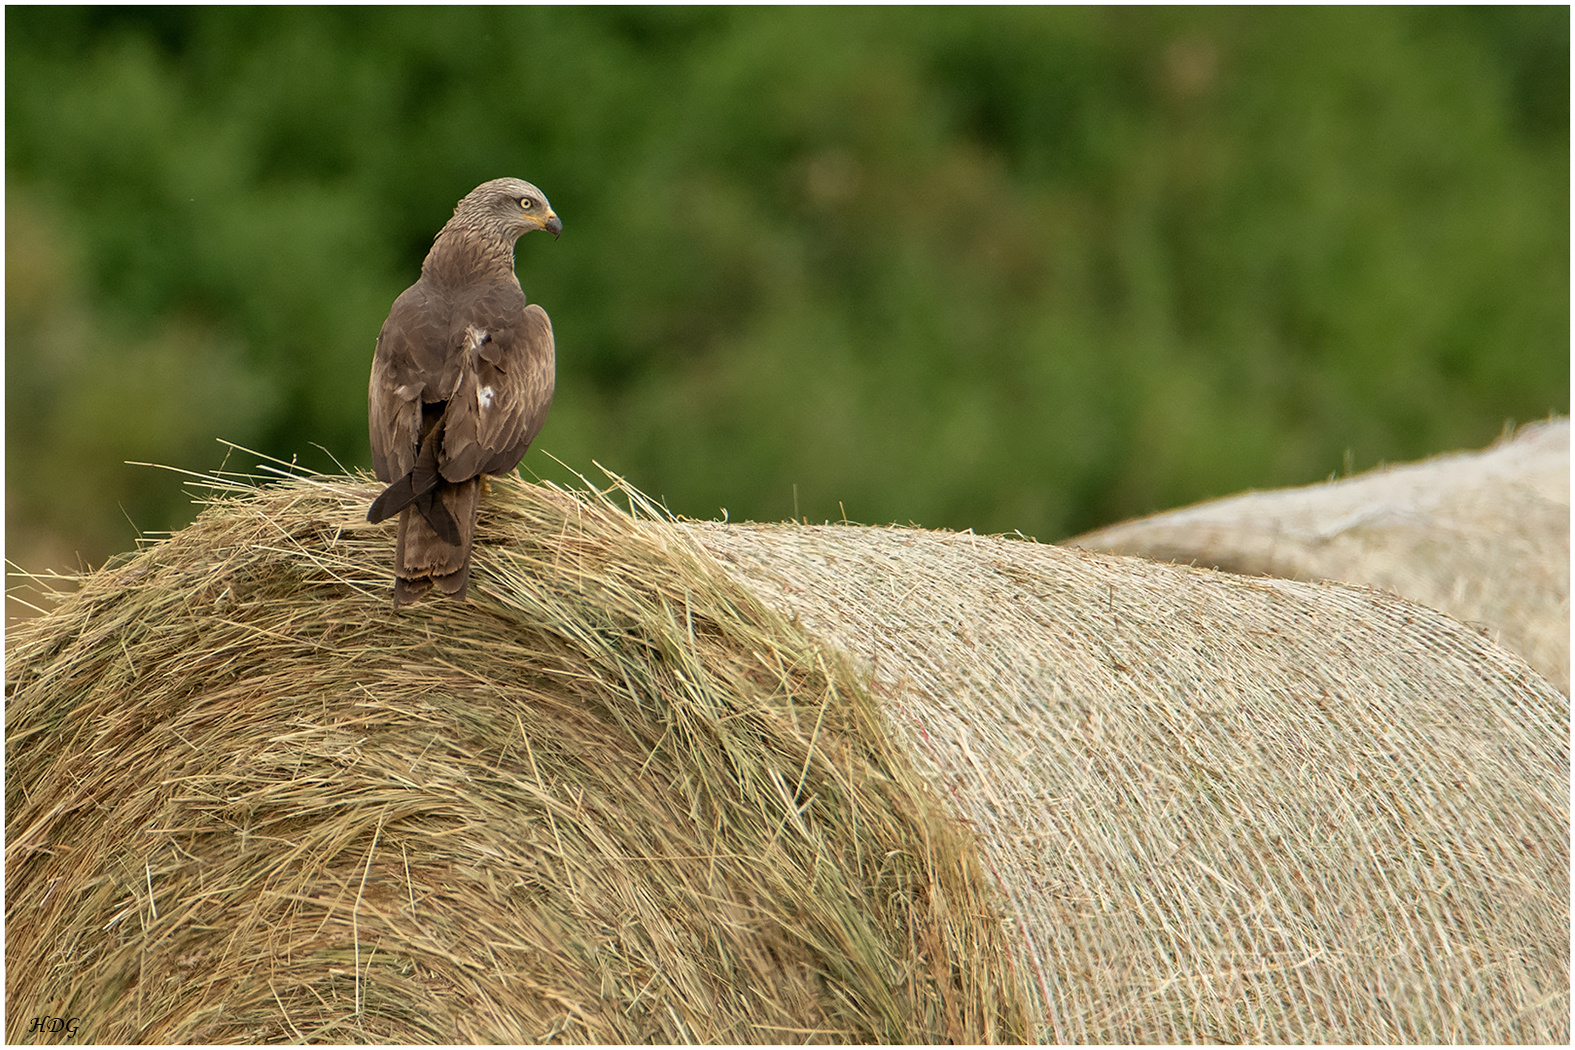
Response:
[[367, 177, 561, 605]]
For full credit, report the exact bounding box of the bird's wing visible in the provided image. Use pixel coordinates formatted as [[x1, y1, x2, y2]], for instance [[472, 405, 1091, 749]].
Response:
[[368, 282, 450, 483], [440, 296, 555, 482]]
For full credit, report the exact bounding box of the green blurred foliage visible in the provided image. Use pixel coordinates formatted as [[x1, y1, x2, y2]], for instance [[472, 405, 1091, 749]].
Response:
[[6, 7, 1568, 577]]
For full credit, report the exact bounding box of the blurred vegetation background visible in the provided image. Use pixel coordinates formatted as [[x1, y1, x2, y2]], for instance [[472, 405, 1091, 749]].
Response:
[[6, 7, 1569, 607]]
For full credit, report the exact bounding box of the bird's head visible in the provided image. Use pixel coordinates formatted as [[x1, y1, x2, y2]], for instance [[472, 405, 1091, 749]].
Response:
[[454, 177, 562, 244]]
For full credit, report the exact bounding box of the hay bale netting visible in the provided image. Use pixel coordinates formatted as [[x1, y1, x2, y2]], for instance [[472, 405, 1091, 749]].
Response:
[[1067, 417, 1571, 693], [688, 521, 1569, 1043], [8, 473, 1570, 1042], [6, 474, 1029, 1044]]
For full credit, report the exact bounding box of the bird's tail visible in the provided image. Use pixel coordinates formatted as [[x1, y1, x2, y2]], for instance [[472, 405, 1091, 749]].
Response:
[[391, 477, 481, 605]]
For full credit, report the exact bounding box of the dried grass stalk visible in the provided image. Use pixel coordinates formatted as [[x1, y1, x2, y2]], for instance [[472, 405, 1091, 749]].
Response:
[[6, 470, 1030, 1044], [1067, 417, 1570, 693]]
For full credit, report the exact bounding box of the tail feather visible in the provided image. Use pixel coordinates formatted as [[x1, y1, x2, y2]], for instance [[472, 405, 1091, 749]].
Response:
[[413, 488, 462, 546], [390, 477, 481, 606]]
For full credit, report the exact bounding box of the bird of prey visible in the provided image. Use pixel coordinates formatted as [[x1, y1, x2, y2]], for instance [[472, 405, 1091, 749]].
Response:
[[367, 177, 561, 605]]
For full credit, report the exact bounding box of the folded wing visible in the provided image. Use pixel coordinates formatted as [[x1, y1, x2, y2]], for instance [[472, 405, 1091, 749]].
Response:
[[440, 303, 555, 482]]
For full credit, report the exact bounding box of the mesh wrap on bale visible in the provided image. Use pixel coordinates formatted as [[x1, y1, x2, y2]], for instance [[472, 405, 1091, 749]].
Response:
[[7, 471, 1569, 1042], [1069, 417, 1570, 694], [691, 519, 1569, 1041]]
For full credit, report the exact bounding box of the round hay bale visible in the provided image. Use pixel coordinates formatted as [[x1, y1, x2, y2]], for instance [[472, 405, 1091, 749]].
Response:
[[8, 471, 1568, 1042], [5, 474, 1029, 1043], [1066, 417, 1571, 693], [688, 519, 1569, 1042]]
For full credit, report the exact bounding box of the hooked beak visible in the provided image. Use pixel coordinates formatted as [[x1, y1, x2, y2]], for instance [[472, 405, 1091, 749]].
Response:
[[542, 212, 563, 239]]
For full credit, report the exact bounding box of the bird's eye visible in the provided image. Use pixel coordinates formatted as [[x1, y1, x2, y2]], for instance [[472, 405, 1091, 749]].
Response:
[[520, 197, 534, 210]]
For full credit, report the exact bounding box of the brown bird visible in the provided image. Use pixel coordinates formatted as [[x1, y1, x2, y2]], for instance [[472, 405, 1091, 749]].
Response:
[[367, 177, 561, 605]]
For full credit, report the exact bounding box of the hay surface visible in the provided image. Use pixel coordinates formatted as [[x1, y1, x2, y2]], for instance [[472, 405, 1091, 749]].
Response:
[[1067, 417, 1571, 693], [8, 469, 1569, 1043], [6, 472, 1028, 1043], [690, 519, 1570, 1042]]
